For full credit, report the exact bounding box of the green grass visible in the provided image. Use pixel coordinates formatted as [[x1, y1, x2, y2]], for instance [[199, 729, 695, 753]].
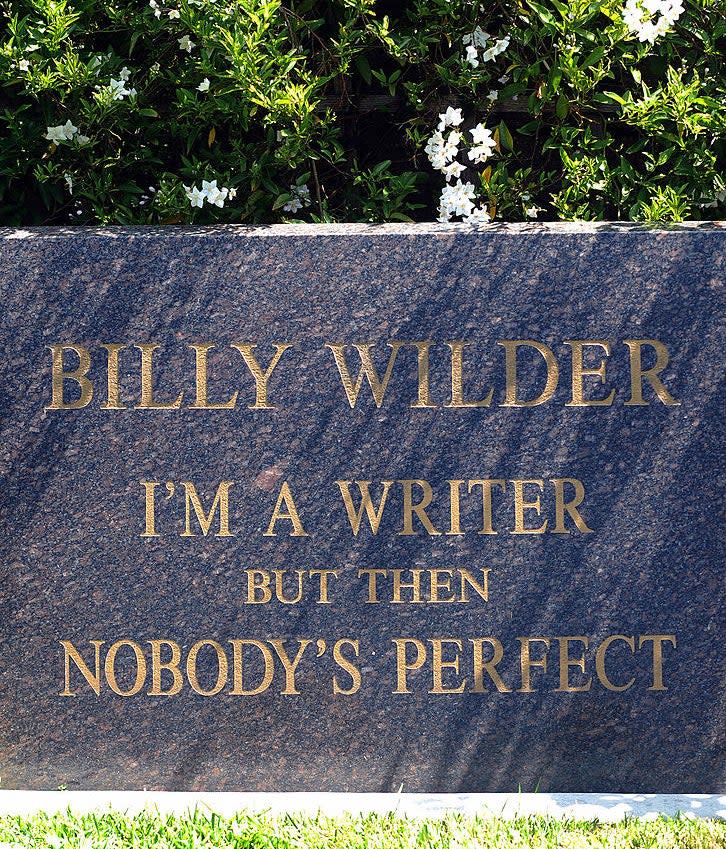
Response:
[[0, 811, 724, 849]]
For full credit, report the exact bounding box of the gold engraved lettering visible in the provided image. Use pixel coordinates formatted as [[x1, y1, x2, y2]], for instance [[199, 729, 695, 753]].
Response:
[[189, 343, 239, 409], [337, 480, 393, 535], [46, 344, 94, 410], [556, 636, 592, 692], [458, 568, 490, 602], [445, 341, 493, 408], [358, 568, 388, 603], [498, 340, 559, 407], [595, 634, 635, 691], [517, 636, 551, 692], [429, 638, 466, 693], [134, 343, 184, 409], [246, 570, 272, 604], [263, 481, 309, 537], [410, 341, 437, 408], [231, 343, 291, 409], [639, 634, 676, 691], [272, 569, 305, 604], [565, 340, 615, 407], [392, 569, 424, 603], [470, 637, 511, 692], [147, 639, 183, 696], [59, 639, 103, 696], [551, 478, 593, 534], [268, 639, 311, 695], [429, 569, 456, 603], [393, 637, 426, 694], [332, 639, 362, 695], [140, 481, 160, 537], [468, 479, 506, 535], [511, 479, 548, 534], [624, 340, 680, 406], [104, 639, 147, 697], [186, 639, 228, 696], [181, 480, 234, 537], [399, 479, 441, 536], [325, 342, 404, 408], [447, 480, 464, 535], [100, 343, 127, 410], [229, 639, 274, 695], [309, 569, 339, 604]]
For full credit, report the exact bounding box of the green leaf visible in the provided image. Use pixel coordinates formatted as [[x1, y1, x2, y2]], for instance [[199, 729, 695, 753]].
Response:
[[527, 1, 557, 25], [498, 121, 514, 152], [555, 93, 568, 120], [354, 54, 372, 85], [272, 193, 292, 210], [581, 47, 605, 69]]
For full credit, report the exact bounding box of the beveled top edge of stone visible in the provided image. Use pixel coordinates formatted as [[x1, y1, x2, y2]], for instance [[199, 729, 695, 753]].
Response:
[[0, 221, 724, 241]]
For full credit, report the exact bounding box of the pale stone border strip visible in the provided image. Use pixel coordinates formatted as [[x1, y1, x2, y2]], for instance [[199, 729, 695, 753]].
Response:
[[0, 792, 723, 822], [1, 220, 724, 242]]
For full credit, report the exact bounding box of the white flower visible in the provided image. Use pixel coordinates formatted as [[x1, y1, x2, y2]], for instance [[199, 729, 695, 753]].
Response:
[[108, 78, 130, 100], [424, 130, 444, 159], [621, 0, 683, 42], [462, 26, 490, 47], [442, 161, 466, 181], [202, 179, 228, 207], [464, 45, 479, 68], [470, 123, 496, 159], [197, 78, 210, 91], [282, 183, 311, 212], [44, 120, 78, 142], [168, 8, 180, 18], [525, 205, 541, 218], [283, 196, 303, 213], [470, 125, 490, 145], [479, 33, 510, 63], [469, 145, 492, 164], [438, 106, 463, 128], [64, 173, 73, 195], [18, 59, 30, 71], [149, 0, 161, 16], [178, 35, 195, 52], [118, 66, 131, 81], [228, 188, 237, 199], [439, 180, 477, 219], [76, 134, 91, 145], [463, 206, 491, 224], [487, 89, 499, 101], [441, 130, 461, 163], [498, 74, 510, 84], [184, 184, 205, 207]]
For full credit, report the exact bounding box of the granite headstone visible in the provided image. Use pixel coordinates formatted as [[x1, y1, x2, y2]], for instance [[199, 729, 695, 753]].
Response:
[[0, 223, 723, 792]]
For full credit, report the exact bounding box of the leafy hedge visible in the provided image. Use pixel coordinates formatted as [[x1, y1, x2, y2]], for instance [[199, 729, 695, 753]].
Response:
[[0, 0, 724, 225]]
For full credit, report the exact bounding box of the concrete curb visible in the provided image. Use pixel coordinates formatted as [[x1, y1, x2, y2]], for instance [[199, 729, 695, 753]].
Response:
[[0, 792, 723, 822]]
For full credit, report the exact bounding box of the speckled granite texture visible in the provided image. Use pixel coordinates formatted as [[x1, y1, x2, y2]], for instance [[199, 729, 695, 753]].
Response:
[[0, 223, 723, 792]]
